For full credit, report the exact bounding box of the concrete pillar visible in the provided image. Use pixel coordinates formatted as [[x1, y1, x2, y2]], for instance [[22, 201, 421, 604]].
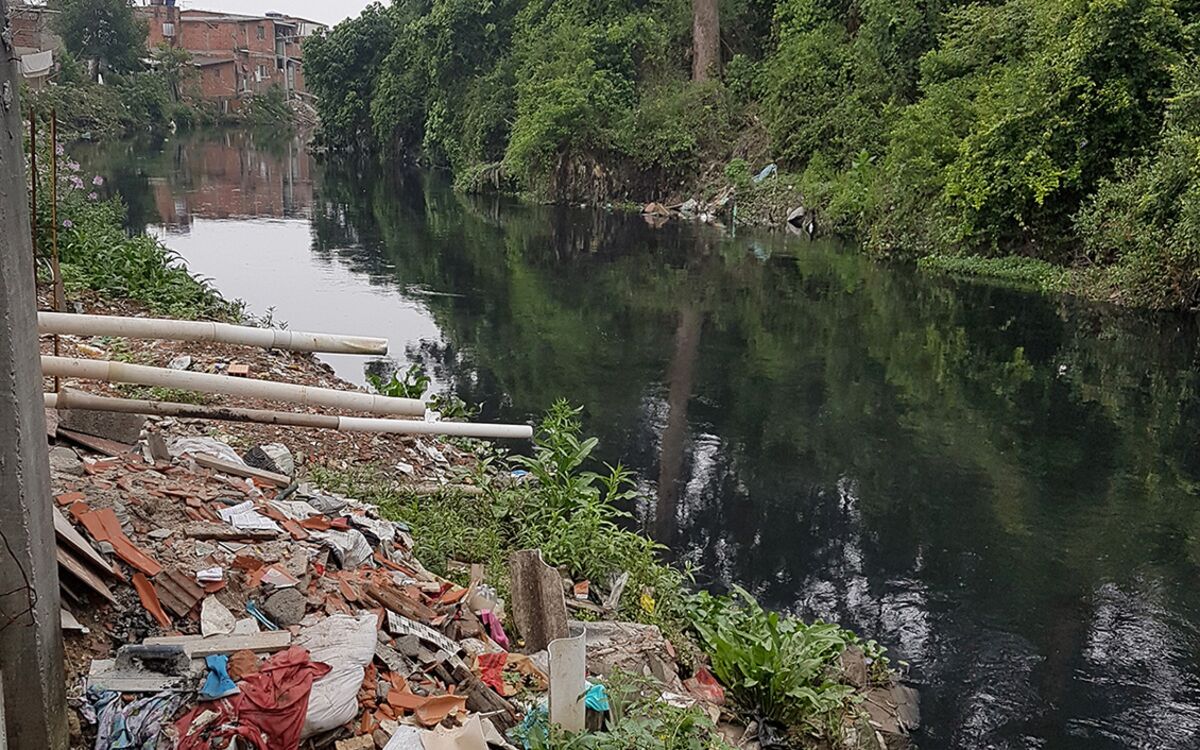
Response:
[[0, 1, 70, 747]]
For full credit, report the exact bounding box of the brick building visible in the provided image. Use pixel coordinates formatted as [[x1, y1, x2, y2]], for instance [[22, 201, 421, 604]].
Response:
[[7, 2, 61, 88], [138, 0, 325, 112]]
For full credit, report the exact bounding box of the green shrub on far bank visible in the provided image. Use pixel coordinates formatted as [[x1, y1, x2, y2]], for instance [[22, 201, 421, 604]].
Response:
[[916, 254, 1073, 295]]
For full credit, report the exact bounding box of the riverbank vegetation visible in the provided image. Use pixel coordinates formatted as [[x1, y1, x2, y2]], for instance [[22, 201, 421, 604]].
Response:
[[31, 134, 238, 318], [304, 0, 1200, 310]]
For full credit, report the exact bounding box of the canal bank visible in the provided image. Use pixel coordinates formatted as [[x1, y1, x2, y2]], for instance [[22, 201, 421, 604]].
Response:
[[78, 130, 1200, 750], [41, 133, 918, 748]]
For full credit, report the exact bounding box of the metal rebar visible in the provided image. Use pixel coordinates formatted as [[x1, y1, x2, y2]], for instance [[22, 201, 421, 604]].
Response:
[[49, 110, 61, 393]]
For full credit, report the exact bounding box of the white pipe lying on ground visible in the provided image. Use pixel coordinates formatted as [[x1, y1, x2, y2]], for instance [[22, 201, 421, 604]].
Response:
[[43, 389, 533, 440], [338, 416, 533, 439], [38, 311, 389, 355], [41, 356, 425, 416]]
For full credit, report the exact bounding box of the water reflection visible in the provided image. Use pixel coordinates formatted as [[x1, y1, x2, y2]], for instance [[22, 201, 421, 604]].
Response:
[[81, 132, 1200, 750]]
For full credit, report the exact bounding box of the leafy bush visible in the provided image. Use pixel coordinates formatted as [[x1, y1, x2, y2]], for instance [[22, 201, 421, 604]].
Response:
[[367, 363, 432, 399], [687, 587, 860, 738], [1075, 62, 1200, 309]]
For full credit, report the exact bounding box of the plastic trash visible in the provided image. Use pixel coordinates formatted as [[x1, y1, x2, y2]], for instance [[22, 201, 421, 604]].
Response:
[[297, 613, 377, 738], [584, 682, 610, 712], [169, 437, 243, 465], [199, 655, 238, 700], [753, 163, 778, 184]]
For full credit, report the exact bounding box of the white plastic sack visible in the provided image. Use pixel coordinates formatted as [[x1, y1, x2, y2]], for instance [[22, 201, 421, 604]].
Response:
[[297, 613, 377, 738], [169, 436, 243, 465], [315, 528, 374, 569]]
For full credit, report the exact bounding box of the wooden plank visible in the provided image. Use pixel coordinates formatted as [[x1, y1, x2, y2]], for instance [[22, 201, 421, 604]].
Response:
[[56, 547, 116, 603], [53, 508, 123, 581], [56, 427, 136, 458], [142, 630, 291, 658], [193, 453, 290, 487]]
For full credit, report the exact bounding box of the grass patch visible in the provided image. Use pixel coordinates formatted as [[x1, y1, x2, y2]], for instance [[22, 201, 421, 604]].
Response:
[[917, 254, 1074, 295], [116, 385, 211, 405]]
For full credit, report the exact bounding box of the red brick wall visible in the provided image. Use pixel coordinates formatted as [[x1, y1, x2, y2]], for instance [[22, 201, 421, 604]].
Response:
[[196, 62, 237, 100]]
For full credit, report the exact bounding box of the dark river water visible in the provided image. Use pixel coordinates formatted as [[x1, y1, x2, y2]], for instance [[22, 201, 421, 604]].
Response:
[[79, 130, 1200, 749]]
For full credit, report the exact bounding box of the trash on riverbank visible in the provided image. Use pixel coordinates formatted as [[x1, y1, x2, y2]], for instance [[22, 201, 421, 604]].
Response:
[[41, 288, 919, 750]]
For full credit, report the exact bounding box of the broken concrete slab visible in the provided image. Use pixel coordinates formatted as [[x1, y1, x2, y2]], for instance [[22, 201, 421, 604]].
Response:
[[548, 634, 586, 732], [49, 445, 84, 476], [568, 620, 683, 693], [509, 549, 568, 652], [262, 587, 306, 627], [143, 630, 291, 658], [58, 408, 147, 444]]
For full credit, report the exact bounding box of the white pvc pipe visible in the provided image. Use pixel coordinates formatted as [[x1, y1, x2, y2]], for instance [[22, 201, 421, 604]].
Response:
[[44, 390, 533, 440], [38, 311, 389, 355], [339, 416, 533, 440], [41, 356, 425, 416]]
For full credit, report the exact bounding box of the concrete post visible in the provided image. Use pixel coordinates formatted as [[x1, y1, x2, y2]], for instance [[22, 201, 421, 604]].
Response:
[[0, 1, 70, 747]]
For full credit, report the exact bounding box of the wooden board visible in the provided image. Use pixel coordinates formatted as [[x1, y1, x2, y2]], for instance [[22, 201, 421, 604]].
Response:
[[56, 427, 136, 458], [53, 508, 123, 580], [56, 547, 116, 603], [194, 453, 291, 487], [142, 630, 291, 658]]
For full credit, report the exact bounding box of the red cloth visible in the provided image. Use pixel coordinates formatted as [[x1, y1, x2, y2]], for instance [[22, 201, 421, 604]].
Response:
[[477, 652, 507, 695], [176, 646, 332, 750]]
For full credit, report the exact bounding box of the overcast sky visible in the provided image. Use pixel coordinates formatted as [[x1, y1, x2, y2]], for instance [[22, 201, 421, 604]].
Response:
[[173, 0, 373, 27]]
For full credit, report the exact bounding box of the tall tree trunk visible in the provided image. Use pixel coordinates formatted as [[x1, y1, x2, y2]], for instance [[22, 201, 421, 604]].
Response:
[[692, 0, 720, 81]]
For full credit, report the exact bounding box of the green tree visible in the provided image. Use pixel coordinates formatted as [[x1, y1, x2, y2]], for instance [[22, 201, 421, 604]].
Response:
[[151, 43, 193, 102], [52, 0, 147, 76], [303, 2, 396, 151]]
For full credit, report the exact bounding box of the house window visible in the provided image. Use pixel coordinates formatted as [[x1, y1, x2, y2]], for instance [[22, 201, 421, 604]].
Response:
[[256, 64, 267, 81], [256, 25, 265, 40], [162, 22, 175, 37]]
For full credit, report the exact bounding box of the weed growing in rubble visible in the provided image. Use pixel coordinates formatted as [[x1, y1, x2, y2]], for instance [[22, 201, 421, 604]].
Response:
[[367, 363, 431, 400], [686, 587, 872, 739], [313, 400, 692, 638]]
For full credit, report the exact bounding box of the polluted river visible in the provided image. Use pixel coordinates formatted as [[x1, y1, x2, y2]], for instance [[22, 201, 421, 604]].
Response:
[[80, 130, 1200, 750]]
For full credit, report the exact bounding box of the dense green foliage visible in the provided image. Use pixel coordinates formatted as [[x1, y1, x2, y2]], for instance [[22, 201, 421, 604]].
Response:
[[53, 0, 146, 74], [304, 0, 1200, 309], [688, 588, 882, 736]]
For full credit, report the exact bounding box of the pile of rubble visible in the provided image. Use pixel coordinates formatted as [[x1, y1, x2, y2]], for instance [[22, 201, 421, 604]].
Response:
[[48, 405, 712, 750]]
